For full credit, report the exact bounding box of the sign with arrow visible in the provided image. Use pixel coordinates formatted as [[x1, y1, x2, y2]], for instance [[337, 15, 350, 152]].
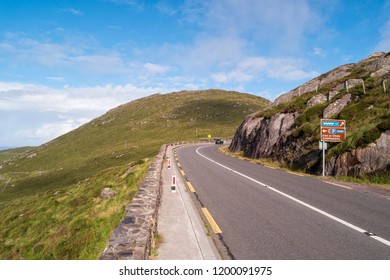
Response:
[[320, 119, 346, 142]]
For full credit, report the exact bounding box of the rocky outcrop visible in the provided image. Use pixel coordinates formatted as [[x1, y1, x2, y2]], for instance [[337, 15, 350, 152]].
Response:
[[229, 113, 262, 152], [327, 131, 390, 176], [323, 94, 352, 118], [307, 94, 327, 108], [230, 52, 390, 178], [272, 52, 390, 108], [230, 112, 298, 159], [271, 64, 351, 107]]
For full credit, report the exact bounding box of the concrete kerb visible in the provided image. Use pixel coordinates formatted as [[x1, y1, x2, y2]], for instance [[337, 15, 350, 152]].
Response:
[[99, 141, 212, 260]]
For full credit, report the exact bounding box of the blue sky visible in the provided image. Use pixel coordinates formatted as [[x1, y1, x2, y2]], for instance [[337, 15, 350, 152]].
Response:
[[1, 0, 389, 147]]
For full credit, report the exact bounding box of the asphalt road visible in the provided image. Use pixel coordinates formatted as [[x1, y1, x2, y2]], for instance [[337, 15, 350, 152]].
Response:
[[176, 144, 390, 259]]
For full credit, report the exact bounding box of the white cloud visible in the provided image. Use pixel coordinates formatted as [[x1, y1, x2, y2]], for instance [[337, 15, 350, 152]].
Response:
[[0, 82, 177, 146], [313, 47, 326, 57], [155, 2, 178, 16], [34, 119, 88, 139], [211, 56, 318, 83], [71, 53, 125, 73], [106, 0, 143, 9], [375, 20, 390, 52], [0, 33, 126, 75], [188, 35, 244, 68], [45, 76, 65, 82], [62, 8, 84, 16], [184, 0, 320, 51], [143, 63, 171, 74]]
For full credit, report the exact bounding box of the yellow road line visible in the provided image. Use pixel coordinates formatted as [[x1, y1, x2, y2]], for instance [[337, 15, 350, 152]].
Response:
[[180, 169, 185, 176], [324, 181, 352, 190], [202, 208, 222, 234], [186, 181, 196, 193], [177, 162, 181, 167], [267, 166, 277, 170], [287, 171, 304, 177]]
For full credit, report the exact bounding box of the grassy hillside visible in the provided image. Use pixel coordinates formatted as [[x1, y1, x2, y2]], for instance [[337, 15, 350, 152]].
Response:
[[0, 89, 269, 259], [0, 147, 34, 162]]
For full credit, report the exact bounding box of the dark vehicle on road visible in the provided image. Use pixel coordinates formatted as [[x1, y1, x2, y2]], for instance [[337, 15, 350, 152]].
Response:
[[214, 139, 224, 144]]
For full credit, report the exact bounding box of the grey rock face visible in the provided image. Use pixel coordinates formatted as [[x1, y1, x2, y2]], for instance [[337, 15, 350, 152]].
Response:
[[271, 64, 351, 107], [346, 78, 363, 90], [371, 65, 390, 78], [307, 94, 327, 108], [230, 112, 298, 159], [328, 90, 339, 100], [323, 94, 352, 118], [327, 131, 390, 176]]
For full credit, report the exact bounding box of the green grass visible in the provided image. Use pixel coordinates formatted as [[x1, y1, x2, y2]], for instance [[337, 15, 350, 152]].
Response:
[[0, 161, 149, 259], [0, 147, 34, 162], [0, 89, 269, 259]]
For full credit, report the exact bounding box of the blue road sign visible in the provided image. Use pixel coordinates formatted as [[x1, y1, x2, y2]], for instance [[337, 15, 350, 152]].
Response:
[[322, 121, 339, 127]]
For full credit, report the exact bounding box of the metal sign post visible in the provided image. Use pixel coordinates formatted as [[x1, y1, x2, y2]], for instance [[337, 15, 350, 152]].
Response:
[[320, 119, 346, 176], [323, 142, 325, 176], [319, 141, 328, 176]]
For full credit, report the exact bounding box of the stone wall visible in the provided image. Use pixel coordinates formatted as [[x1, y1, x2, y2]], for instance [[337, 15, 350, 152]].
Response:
[[99, 145, 166, 260]]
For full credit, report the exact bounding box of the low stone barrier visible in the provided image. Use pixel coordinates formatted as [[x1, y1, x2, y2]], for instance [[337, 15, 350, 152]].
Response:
[[99, 145, 166, 260], [99, 141, 220, 259]]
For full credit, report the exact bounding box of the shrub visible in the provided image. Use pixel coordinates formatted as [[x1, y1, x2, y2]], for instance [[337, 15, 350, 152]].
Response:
[[377, 119, 390, 132], [339, 102, 368, 120]]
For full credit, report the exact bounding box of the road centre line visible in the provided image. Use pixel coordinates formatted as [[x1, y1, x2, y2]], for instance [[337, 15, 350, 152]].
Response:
[[195, 146, 390, 248], [202, 208, 222, 234], [186, 181, 196, 193]]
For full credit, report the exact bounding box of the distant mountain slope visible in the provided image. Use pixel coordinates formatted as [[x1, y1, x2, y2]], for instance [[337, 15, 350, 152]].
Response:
[[0, 89, 268, 259], [0, 147, 33, 163], [230, 52, 390, 183], [0, 89, 268, 201]]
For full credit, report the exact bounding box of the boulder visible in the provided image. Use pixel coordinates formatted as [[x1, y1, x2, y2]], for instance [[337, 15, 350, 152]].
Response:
[[371, 65, 390, 78], [323, 94, 352, 118], [307, 94, 327, 108], [327, 131, 390, 176], [100, 188, 118, 199], [27, 153, 37, 159], [328, 90, 339, 100], [346, 78, 363, 90]]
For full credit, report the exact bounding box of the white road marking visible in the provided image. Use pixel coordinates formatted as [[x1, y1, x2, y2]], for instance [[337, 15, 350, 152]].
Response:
[[195, 146, 390, 248]]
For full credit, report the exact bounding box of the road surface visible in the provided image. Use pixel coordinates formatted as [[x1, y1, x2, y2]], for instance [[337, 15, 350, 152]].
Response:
[[175, 144, 390, 259]]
